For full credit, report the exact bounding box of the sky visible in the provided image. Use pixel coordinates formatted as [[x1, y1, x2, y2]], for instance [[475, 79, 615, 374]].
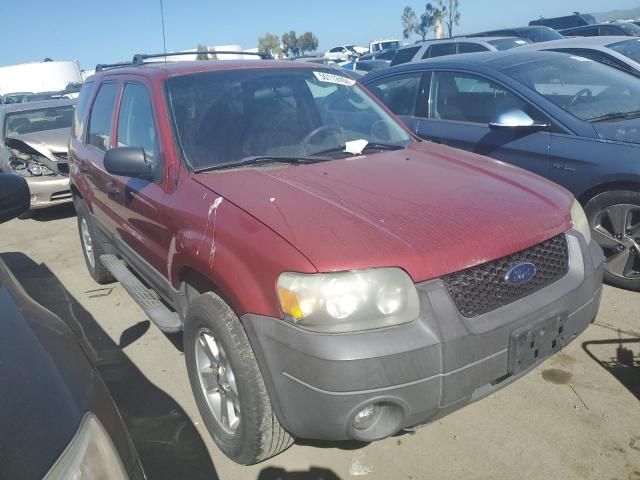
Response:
[[2, 0, 640, 70]]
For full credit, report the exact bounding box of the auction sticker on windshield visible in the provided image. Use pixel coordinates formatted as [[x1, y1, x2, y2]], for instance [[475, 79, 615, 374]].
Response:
[[313, 71, 356, 86], [570, 56, 592, 62]]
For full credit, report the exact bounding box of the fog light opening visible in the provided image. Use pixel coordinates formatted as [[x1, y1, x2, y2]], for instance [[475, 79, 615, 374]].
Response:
[[349, 401, 405, 442], [353, 404, 382, 430]]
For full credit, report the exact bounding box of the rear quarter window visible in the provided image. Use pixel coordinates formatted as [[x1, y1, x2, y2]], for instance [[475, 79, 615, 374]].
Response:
[[72, 80, 95, 139]]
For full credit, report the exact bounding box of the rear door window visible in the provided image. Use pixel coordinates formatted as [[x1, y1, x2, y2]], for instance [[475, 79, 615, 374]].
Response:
[[391, 46, 420, 66], [425, 43, 457, 58], [87, 82, 119, 151], [600, 25, 622, 36], [116, 83, 158, 162], [457, 43, 489, 54], [574, 27, 599, 37], [366, 73, 423, 115]]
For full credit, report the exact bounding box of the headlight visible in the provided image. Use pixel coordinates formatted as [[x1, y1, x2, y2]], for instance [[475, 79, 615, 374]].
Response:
[[43, 413, 128, 480], [570, 199, 591, 243], [8, 156, 54, 177], [277, 268, 420, 333]]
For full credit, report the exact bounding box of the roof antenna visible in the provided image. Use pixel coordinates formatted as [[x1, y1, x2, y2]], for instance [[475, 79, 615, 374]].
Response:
[[159, 0, 168, 68]]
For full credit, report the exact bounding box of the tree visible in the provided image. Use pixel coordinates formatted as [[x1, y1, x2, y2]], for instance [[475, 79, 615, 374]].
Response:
[[438, 0, 461, 37], [258, 33, 282, 58], [298, 32, 319, 55], [415, 3, 442, 41], [196, 43, 210, 61], [281, 31, 299, 57], [401, 6, 418, 40]]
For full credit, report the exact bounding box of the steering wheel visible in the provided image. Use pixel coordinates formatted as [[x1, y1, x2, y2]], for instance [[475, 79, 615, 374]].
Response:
[[302, 125, 342, 149], [569, 88, 592, 108], [370, 120, 391, 141]]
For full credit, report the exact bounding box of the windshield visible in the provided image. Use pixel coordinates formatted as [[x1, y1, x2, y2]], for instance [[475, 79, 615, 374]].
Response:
[[619, 23, 640, 36], [167, 68, 413, 170], [488, 38, 530, 50], [522, 27, 565, 42], [4, 105, 75, 139], [607, 38, 640, 63], [504, 55, 640, 121]]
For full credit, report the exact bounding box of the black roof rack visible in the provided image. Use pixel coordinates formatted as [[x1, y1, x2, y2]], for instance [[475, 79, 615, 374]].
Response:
[[96, 50, 273, 72]]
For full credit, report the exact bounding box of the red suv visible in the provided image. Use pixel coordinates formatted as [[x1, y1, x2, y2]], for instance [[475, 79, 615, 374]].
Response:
[[69, 52, 604, 465]]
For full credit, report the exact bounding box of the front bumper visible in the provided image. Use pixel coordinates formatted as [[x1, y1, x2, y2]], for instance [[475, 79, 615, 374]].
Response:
[[25, 176, 72, 209], [242, 231, 604, 441]]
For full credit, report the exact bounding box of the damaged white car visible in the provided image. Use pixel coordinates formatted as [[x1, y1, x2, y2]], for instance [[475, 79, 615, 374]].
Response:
[[0, 99, 75, 212]]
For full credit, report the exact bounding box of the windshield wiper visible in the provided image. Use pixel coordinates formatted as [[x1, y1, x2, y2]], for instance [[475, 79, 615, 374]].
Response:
[[310, 142, 405, 156], [194, 155, 331, 173], [587, 110, 640, 123]]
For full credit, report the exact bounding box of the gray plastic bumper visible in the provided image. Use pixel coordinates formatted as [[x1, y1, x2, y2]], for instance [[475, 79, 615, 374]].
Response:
[[242, 231, 604, 441]]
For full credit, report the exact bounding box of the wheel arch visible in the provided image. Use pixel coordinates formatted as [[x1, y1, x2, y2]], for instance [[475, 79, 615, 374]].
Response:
[[578, 181, 640, 206]]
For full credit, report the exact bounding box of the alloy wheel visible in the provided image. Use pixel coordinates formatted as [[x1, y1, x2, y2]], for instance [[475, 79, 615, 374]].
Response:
[[194, 328, 241, 434], [591, 203, 640, 280]]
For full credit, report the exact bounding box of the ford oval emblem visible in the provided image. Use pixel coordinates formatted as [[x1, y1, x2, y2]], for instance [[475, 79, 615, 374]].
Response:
[[505, 262, 537, 286]]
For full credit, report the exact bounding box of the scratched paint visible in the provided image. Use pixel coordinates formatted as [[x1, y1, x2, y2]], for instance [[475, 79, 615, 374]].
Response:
[[196, 197, 224, 269]]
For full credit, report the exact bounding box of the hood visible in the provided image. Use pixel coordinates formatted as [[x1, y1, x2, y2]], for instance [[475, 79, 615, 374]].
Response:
[[193, 142, 573, 282], [592, 118, 640, 145], [9, 127, 70, 161]]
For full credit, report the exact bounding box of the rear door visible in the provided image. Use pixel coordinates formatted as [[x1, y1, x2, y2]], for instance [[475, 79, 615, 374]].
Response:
[[109, 79, 171, 276], [415, 70, 551, 177], [83, 81, 122, 232], [365, 71, 427, 133]]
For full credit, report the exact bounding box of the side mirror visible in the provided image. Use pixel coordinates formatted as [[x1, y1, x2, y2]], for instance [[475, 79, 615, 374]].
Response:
[[0, 174, 30, 223], [104, 147, 155, 180], [489, 109, 550, 130]]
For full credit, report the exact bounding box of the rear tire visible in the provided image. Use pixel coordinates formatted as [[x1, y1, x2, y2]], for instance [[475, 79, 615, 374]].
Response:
[[584, 190, 640, 291], [184, 292, 293, 464], [75, 198, 114, 284]]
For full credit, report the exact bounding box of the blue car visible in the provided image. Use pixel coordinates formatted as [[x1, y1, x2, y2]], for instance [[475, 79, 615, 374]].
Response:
[[362, 50, 640, 290]]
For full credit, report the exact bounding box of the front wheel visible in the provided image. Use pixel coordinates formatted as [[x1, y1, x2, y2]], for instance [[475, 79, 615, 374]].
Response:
[[184, 292, 293, 464], [584, 190, 640, 291], [75, 198, 114, 284]]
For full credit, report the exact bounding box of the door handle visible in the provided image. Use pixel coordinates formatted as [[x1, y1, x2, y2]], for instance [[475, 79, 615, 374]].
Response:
[[106, 182, 120, 197]]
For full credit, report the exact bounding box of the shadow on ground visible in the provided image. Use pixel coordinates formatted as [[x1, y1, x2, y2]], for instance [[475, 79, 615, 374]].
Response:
[[583, 336, 640, 400], [257, 467, 341, 480], [0, 252, 219, 480], [23, 203, 77, 222]]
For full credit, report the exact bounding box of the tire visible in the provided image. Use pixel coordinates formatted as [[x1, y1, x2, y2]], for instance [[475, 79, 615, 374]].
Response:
[[75, 198, 114, 284], [584, 190, 640, 291], [184, 292, 293, 464]]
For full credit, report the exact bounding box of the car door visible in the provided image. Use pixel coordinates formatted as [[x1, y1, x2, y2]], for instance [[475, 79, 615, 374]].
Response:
[[365, 71, 426, 133], [109, 79, 172, 277], [415, 70, 552, 178], [83, 80, 122, 233]]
